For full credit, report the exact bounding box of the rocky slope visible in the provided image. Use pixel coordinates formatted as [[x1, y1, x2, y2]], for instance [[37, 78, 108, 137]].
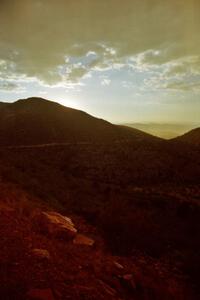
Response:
[[0, 183, 196, 300]]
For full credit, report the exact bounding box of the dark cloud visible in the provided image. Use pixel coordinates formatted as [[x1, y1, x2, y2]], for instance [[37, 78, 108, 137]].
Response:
[[0, 0, 199, 84], [0, 81, 18, 91]]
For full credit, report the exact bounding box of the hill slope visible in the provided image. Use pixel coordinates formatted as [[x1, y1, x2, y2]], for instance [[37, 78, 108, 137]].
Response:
[[173, 128, 200, 146], [0, 98, 159, 146], [0, 183, 197, 300]]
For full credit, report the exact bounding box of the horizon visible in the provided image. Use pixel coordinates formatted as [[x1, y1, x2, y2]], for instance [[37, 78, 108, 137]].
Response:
[[0, 96, 199, 125], [0, 1, 199, 124], [0, 96, 199, 139]]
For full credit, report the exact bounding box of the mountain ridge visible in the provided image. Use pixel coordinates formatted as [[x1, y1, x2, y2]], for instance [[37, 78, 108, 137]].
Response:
[[172, 127, 200, 146], [0, 97, 162, 146]]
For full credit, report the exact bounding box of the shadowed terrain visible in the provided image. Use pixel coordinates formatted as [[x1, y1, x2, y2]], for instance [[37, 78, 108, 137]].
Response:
[[0, 98, 200, 299], [172, 128, 200, 147]]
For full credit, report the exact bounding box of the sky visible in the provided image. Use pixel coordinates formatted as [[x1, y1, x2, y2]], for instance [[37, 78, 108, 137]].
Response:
[[0, 0, 200, 124]]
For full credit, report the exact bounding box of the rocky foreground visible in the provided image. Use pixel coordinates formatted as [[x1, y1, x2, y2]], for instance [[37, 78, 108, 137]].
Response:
[[0, 183, 197, 300]]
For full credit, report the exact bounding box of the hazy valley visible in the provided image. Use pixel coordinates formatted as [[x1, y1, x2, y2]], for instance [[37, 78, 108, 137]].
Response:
[[124, 123, 200, 139]]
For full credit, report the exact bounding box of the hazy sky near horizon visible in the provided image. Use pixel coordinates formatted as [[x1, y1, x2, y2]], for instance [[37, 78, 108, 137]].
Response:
[[0, 0, 199, 123]]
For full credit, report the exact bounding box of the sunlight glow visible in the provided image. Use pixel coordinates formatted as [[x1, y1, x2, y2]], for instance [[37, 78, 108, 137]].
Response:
[[57, 97, 81, 110]]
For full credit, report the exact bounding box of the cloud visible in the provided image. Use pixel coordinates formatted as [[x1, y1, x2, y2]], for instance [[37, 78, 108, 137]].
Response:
[[122, 81, 132, 89], [0, 79, 27, 93], [165, 81, 200, 92], [129, 50, 200, 93], [0, 0, 199, 86], [164, 56, 200, 77], [0, 81, 18, 91], [101, 78, 111, 86]]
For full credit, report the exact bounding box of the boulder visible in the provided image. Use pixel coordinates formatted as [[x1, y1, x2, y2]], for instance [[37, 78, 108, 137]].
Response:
[[32, 211, 77, 240], [113, 261, 124, 270], [31, 249, 50, 260], [73, 234, 95, 246]]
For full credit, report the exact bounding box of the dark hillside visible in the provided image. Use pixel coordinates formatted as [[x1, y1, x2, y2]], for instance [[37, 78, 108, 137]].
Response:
[[0, 98, 160, 146], [172, 128, 200, 147]]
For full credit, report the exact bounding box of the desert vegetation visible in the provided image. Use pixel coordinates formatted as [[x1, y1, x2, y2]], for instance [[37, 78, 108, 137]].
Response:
[[0, 140, 199, 294]]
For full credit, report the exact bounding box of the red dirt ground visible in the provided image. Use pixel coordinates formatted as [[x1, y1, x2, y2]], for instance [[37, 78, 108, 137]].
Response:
[[0, 183, 197, 300]]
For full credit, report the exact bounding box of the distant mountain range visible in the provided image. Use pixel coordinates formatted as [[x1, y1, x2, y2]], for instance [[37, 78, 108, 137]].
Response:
[[124, 123, 199, 139]]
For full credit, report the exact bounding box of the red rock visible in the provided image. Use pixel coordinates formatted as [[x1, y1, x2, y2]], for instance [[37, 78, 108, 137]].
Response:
[[73, 233, 95, 246], [31, 248, 50, 260], [32, 211, 77, 240], [113, 261, 124, 270]]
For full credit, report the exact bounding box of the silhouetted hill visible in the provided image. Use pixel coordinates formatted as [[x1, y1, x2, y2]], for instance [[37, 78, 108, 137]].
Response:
[[0, 97, 159, 146], [173, 128, 200, 146]]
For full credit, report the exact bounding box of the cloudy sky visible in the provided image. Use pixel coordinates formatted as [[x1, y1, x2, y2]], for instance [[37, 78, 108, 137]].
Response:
[[0, 0, 200, 123]]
